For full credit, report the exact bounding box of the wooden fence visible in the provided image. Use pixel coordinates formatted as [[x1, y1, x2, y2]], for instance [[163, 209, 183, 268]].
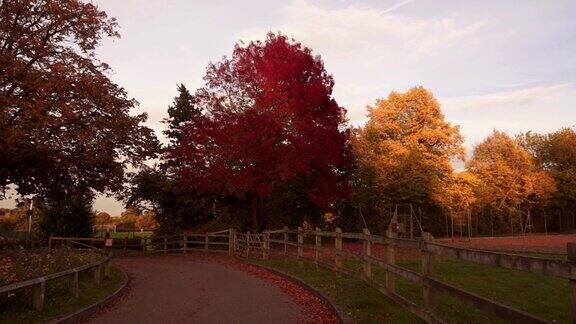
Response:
[[257, 227, 576, 324], [49, 229, 235, 255], [0, 254, 112, 311]]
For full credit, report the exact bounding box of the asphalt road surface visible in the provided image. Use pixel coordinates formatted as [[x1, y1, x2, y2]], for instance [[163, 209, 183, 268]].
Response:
[[88, 255, 306, 324]]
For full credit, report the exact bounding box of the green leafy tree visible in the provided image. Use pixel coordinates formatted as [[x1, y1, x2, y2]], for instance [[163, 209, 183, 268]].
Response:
[[41, 194, 94, 238]]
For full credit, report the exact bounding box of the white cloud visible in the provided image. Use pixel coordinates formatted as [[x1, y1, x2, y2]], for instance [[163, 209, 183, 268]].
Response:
[[442, 83, 573, 111], [237, 0, 484, 62]]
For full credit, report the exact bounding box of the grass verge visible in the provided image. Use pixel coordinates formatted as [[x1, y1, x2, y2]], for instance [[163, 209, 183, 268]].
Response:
[[253, 258, 422, 323], [0, 267, 124, 323], [256, 256, 570, 323]]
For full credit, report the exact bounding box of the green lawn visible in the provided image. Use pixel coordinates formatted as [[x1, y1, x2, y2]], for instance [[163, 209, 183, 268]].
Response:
[[0, 267, 125, 323], [256, 256, 570, 323], [253, 259, 422, 323]]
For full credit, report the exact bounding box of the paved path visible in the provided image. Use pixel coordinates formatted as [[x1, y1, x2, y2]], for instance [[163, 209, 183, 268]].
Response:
[[89, 255, 305, 324]]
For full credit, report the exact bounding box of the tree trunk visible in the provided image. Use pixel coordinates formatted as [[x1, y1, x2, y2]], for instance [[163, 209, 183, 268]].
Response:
[[251, 194, 258, 233]]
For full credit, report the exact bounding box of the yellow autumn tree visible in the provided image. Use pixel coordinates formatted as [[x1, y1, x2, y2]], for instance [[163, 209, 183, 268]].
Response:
[[432, 171, 479, 215], [467, 130, 556, 233], [352, 86, 465, 230]]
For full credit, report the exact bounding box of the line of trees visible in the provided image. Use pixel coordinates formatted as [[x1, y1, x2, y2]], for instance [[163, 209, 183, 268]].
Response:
[[352, 87, 574, 236], [1, 1, 574, 237]]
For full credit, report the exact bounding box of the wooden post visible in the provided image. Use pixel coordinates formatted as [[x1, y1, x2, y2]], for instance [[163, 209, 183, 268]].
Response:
[[71, 270, 79, 298], [263, 230, 270, 260], [297, 227, 303, 259], [204, 233, 209, 253], [385, 229, 396, 294], [315, 227, 321, 266], [48, 235, 53, 250], [363, 228, 372, 280], [123, 238, 127, 256], [93, 265, 101, 286], [228, 228, 235, 256], [283, 226, 288, 257], [104, 259, 111, 279], [245, 231, 250, 258], [335, 228, 342, 270], [164, 236, 167, 254], [567, 242, 576, 322], [142, 237, 146, 254], [183, 233, 188, 254], [422, 232, 435, 314], [31, 279, 45, 311]]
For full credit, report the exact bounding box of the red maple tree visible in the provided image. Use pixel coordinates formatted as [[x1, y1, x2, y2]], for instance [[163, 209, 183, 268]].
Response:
[[174, 33, 350, 231]]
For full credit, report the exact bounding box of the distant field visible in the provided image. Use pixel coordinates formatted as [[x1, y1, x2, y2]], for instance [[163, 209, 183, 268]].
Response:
[[93, 231, 154, 239], [439, 233, 574, 255]]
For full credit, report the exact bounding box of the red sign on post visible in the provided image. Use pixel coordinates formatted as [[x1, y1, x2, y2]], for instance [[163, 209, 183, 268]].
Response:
[[105, 239, 113, 247]]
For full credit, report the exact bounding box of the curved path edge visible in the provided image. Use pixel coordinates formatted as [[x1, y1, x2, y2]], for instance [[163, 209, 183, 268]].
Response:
[[49, 267, 130, 324], [248, 262, 352, 324]]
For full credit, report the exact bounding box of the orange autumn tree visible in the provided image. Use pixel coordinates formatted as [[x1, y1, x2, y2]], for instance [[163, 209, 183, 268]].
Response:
[[432, 171, 479, 216], [466, 130, 556, 233], [517, 127, 576, 231], [352, 86, 464, 231]]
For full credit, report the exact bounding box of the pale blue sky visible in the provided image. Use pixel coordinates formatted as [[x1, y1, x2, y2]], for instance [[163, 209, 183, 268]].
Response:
[[2, 0, 575, 214]]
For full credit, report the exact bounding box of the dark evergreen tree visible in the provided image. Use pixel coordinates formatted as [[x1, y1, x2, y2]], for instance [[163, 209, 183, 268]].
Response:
[[125, 85, 213, 232], [41, 194, 94, 239], [163, 84, 200, 148]]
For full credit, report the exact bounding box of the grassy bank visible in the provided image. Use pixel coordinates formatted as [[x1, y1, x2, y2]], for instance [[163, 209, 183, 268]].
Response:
[[0, 266, 124, 323], [256, 256, 569, 323], [0, 249, 102, 286]]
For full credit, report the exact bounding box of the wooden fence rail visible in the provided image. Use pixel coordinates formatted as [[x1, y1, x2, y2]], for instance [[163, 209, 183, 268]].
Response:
[[257, 227, 576, 324], [49, 229, 235, 256], [0, 254, 112, 311]]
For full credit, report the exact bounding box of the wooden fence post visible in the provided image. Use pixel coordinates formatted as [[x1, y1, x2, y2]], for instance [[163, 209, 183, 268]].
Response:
[[567, 242, 576, 322], [123, 238, 127, 256], [385, 229, 396, 294], [31, 279, 45, 311], [48, 235, 53, 250], [297, 227, 303, 259], [315, 227, 321, 266], [164, 236, 167, 254], [283, 226, 288, 257], [363, 228, 372, 280], [183, 233, 188, 254], [142, 237, 146, 254], [71, 270, 79, 298], [204, 233, 209, 253], [335, 228, 342, 270], [263, 230, 270, 260], [104, 259, 111, 279], [229, 228, 235, 256], [93, 265, 101, 286], [245, 231, 250, 258], [422, 232, 435, 315]]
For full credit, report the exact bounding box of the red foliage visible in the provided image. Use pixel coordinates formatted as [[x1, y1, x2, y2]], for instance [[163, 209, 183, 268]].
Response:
[[0, 0, 158, 197], [175, 33, 350, 210]]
